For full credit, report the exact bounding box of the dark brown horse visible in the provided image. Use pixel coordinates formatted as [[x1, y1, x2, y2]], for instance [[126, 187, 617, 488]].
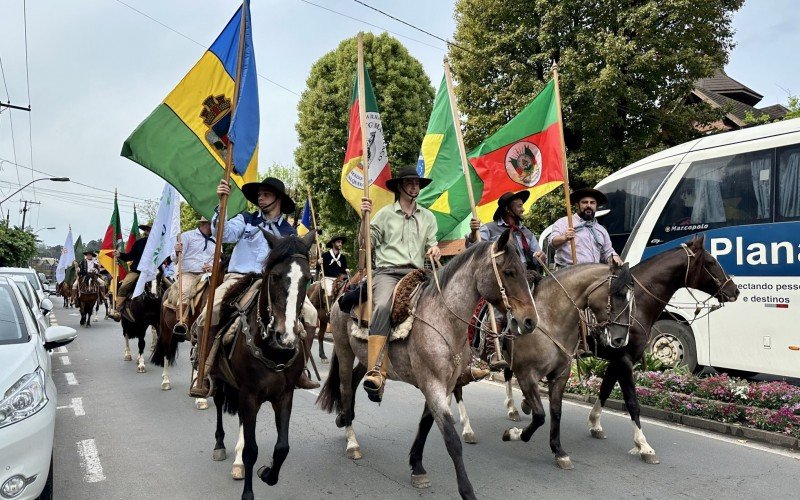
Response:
[[209, 231, 315, 500], [77, 272, 100, 327], [306, 272, 357, 362], [120, 276, 165, 373], [56, 280, 73, 308]]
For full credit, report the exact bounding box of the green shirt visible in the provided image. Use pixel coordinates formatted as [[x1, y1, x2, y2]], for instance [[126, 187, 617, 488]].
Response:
[[370, 201, 438, 269]]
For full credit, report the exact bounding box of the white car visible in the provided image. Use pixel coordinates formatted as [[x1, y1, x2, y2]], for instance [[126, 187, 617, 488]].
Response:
[[0, 276, 77, 500], [0, 269, 47, 307], [8, 277, 53, 331]]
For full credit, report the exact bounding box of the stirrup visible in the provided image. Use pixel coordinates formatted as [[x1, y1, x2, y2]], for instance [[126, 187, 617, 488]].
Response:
[[363, 370, 385, 403], [489, 355, 509, 371]]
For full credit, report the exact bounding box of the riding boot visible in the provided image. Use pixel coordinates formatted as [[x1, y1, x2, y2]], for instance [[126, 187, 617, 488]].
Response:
[[296, 324, 320, 390], [189, 317, 215, 398], [363, 335, 388, 403]]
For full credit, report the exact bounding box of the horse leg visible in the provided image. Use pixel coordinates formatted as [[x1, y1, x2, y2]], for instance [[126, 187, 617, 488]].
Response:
[[503, 372, 546, 444], [408, 403, 434, 488], [123, 335, 132, 361], [239, 399, 261, 500], [194, 368, 209, 410], [231, 424, 245, 480], [150, 326, 157, 353], [136, 334, 146, 373], [212, 389, 227, 461], [451, 387, 476, 444], [257, 391, 294, 486], [588, 361, 619, 439], [548, 369, 573, 469], [619, 359, 659, 464], [161, 364, 171, 390], [503, 368, 521, 421], [317, 316, 328, 362]]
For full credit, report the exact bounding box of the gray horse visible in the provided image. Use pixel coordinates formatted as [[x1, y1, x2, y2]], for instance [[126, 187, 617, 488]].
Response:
[[318, 229, 538, 500]]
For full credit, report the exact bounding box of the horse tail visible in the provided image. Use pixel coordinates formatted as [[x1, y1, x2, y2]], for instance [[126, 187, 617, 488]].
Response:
[[316, 351, 341, 414], [220, 381, 240, 416]]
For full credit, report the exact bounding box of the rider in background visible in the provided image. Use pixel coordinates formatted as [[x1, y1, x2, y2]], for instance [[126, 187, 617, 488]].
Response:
[[320, 235, 348, 296], [73, 250, 104, 291], [548, 188, 623, 268], [170, 216, 215, 340], [108, 223, 151, 321]]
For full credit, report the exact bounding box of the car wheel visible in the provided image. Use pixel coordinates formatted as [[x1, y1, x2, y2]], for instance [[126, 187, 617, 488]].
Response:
[[648, 320, 698, 373], [37, 453, 53, 500]]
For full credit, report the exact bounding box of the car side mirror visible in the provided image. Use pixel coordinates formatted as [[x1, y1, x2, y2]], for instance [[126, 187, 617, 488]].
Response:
[[40, 298, 54, 314], [44, 325, 77, 351]]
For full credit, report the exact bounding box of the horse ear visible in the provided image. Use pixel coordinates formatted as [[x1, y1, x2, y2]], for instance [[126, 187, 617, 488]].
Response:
[[259, 227, 281, 250], [691, 234, 706, 250], [300, 230, 316, 251], [497, 228, 512, 250]]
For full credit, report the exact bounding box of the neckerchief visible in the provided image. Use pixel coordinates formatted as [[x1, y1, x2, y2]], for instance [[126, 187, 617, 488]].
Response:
[[328, 249, 342, 267], [198, 229, 216, 251]]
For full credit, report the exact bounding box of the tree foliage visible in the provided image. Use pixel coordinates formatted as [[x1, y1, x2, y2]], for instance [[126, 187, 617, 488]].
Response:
[[0, 224, 37, 267], [450, 0, 744, 225], [295, 33, 434, 245]]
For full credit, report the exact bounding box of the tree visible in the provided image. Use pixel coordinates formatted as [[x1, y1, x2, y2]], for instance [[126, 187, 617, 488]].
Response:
[[0, 224, 37, 267], [450, 0, 743, 198], [295, 32, 435, 246]]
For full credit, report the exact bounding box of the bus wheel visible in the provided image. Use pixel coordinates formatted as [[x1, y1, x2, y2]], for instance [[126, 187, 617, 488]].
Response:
[[648, 320, 698, 373]]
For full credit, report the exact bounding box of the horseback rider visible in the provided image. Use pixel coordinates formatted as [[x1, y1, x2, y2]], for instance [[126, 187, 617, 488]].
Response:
[[108, 223, 151, 321], [73, 250, 104, 291], [190, 177, 320, 396], [170, 216, 215, 340], [320, 235, 348, 296], [548, 188, 623, 267]]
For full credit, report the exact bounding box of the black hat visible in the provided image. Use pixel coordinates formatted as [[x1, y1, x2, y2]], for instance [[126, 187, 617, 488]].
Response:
[[326, 235, 347, 248], [83, 250, 97, 257], [241, 177, 296, 215], [492, 190, 530, 221], [138, 224, 152, 231], [385, 166, 432, 193], [569, 187, 607, 206]]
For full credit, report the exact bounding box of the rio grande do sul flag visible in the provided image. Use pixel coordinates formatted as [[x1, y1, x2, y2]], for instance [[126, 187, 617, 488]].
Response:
[[98, 194, 127, 281], [126, 206, 141, 253], [468, 79, 565, 222], [340, 67, 393, 216]]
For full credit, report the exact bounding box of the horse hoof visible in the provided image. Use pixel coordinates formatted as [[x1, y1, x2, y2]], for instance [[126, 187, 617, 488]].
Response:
[[507, 409, 521, 422], [502, 428, 522, 442], [641, 453, 660, 464], [411, 474, 431, 489], [231, 464, 244, 480], [462, 431, 477, 444], [195, 398, 209, 410], [161, 381, 171, 391], [346, 447, 362, 460], [137, 365, 146, 373], [257, 465, 279, 486], [320, 357, 329, 364], [212, 448, 227, 461], [556, 456, 574, 470], [521, 399, 531, 415], [335, 414, 346, 429], [123, 353, 132, 361], [590, 429, 607, 439]]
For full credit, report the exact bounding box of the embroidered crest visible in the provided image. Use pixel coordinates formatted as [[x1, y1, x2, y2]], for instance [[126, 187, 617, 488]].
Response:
[[200, 94, 232, 160]]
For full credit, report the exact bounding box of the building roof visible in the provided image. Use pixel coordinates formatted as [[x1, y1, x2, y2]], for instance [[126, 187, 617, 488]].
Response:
[[692, 87, 770, 127], [757, 104, 789, 120], [695, 69, 763, 106]]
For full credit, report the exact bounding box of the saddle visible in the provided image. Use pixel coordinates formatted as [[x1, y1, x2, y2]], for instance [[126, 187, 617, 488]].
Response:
[[164, 273, 211, 315]]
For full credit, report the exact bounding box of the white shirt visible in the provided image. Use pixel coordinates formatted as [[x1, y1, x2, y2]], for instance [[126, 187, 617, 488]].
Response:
[[86, 258, 100, 273], [177, 229, 216, 273]]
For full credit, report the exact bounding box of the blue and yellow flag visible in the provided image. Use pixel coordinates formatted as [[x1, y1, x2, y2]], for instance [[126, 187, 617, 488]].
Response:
[[297, 199, 312, 236], [122, 1, 259, 219]]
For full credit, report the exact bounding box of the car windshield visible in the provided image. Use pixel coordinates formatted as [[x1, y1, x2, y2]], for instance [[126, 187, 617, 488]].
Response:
[[0, 271, 41, 291], [0, 283, 28, 344]]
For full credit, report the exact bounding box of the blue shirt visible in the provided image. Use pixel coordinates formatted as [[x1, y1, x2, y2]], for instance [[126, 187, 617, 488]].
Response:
[[211, 209, 295, 274]]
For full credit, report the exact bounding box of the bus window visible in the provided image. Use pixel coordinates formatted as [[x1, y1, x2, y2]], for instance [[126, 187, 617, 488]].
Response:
[[777, 145, 800, 220], [599, 165, 671, 254], [648, 149, 773, 245]]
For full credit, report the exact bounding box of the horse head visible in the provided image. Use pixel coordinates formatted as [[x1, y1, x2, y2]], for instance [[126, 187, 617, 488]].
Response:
[[682, 235, 739, 303], [259, 229, 315, 349], [587, 260, 634, 349], [476, 229, 537, 335]]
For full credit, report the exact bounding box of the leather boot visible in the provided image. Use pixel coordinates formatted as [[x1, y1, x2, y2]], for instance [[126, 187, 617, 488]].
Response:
[[363, 335, 388, 403], [296, 370, 320, 390], [295, 324, 320, 389]]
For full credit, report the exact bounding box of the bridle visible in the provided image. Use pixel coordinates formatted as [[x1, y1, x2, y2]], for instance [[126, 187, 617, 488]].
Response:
[[258, 253, 309, 341]]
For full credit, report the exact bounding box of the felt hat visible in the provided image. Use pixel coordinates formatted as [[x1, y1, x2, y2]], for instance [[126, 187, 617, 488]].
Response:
[[492, 190, 530, 221], [241, 177, 296, 214]]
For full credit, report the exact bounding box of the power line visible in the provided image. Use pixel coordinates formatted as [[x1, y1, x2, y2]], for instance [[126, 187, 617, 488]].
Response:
[[0, 56, 22, 191], [23, 0, 37, 204]]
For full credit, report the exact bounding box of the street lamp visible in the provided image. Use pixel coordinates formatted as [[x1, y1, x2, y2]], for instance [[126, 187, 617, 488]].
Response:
[[0, 177, 70, 205], [33, 226, 56, 234]]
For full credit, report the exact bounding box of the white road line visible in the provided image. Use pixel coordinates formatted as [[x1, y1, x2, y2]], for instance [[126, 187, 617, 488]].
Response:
[[65, 372, 78, 385], [52, 346, 68, 354], [77, 439, 106, 483], [303, 388, 320, 396], [483, 379, 800, 460], [60, 356, 71, 366], [56, 397, 85, 416]]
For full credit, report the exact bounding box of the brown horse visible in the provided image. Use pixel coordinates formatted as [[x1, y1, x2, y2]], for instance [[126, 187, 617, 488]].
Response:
[[120, 276, 165, 373], [56, 280, 73, 308], [208, 231, 315, 500], [306, 273, 357, 362], [318, 230, 537, 499], [77, 272, 100, 327]]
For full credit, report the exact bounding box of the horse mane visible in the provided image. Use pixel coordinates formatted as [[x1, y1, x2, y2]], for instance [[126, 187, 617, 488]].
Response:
[[264, 235, 309, 270], [610, 264, 632, 296], [423, 241, 490, 297], [221, 272, 261, 305]]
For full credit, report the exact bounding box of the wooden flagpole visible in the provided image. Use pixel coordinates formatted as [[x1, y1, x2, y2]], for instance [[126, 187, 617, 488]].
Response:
[[443, 57, 506, 367], [193, 1, 248, 396], [552, 65, 578, 264], [357, 32, 372, 324], [111, 189, 119, 306], [306, 187, 330, 311]]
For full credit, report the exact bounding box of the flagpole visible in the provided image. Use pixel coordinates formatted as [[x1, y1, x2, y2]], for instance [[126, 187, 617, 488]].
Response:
[[552, 65, 578, 264], [443, 56, 505, 367], [357, 32, 372, 324], [194, 1, 248, 396], [112, 190, 119, 307], [306, 187, 330, 312]]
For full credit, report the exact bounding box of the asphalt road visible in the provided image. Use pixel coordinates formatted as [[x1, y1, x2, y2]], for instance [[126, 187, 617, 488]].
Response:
[[49, 301, 800, 499]]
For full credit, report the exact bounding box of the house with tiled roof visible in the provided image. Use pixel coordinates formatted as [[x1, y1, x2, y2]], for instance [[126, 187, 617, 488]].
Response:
[[690, 69, 788, 132]]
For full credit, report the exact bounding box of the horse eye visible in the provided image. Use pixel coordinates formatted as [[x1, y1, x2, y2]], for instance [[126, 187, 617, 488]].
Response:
[[503, 269, 515, 277]]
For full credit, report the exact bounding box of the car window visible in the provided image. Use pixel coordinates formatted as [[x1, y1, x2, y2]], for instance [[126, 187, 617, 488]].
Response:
[[0, 284, 28, 344], [0, 271, 41, 291], [10, 278, 35, 310]]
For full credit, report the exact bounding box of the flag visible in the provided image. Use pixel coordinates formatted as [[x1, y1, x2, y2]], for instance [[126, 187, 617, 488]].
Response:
[[133, 183, 181, 299], [98, 194, 127, 281], [297, 198, 312, 236], [468, 79, 565, 222], [416, 76, 477, 240], [65, 235, 83, 284], [126, 207, 141, 253], [121, 1, 259, 219], [56, 229, 75, 284], [340, 66, 393, 216]]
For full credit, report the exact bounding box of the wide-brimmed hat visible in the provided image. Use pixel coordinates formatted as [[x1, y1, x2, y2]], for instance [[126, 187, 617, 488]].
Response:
[[197, 216, 210, 224], [241, 177, 296, 214], [492, 190, 531, 221], [385, 166, 432, 193], [326, 235, 347, 248], [138, 223, 152, 231], [83, 250, 97, 257], [570, 187, 607, 206]]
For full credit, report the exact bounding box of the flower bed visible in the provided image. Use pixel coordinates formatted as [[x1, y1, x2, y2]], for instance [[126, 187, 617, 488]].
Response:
[[565, 371, 800, 439]]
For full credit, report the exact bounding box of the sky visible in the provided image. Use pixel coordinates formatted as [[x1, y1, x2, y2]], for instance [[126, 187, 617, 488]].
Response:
[[0, 0, 797, 247]]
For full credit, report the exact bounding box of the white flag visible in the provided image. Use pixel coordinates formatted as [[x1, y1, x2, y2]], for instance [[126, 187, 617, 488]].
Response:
[[56, 229, 75, 284], [133, 183, 181, 298]]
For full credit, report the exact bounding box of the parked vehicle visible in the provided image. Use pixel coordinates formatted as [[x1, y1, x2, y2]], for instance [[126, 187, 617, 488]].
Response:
[[8, 276, 52, 330], [0, 276, 77, 500], [593, 118, 800, 377], [0, 268, 47, 306]]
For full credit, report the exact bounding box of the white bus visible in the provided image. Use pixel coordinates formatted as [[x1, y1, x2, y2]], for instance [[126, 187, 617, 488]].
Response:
[[594, 118, 800, 378]]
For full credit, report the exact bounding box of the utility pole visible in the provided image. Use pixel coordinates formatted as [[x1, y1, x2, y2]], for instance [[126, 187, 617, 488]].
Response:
[[0, 102, 31, 112], [20, 200, 41, 230]]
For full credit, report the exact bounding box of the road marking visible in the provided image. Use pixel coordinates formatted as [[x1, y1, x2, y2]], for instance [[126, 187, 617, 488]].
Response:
[[484, 379, 800, 460], [57, 397, 85, 416], [77, 439, 106, 483], [303, 388, 320, 396], [52, 346, 68, 354], [65, 372, 78, 385], [60, 356, 71, 366], [69, 313, 80, 316]]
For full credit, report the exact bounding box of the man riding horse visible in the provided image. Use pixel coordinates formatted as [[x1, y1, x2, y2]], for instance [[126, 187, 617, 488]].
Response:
[[108, 223, 151, 321], [189, 176, 320, 396], [169, 216, 215, 340], [73, 250, 104, 293], [320, 235, 348, 296]]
